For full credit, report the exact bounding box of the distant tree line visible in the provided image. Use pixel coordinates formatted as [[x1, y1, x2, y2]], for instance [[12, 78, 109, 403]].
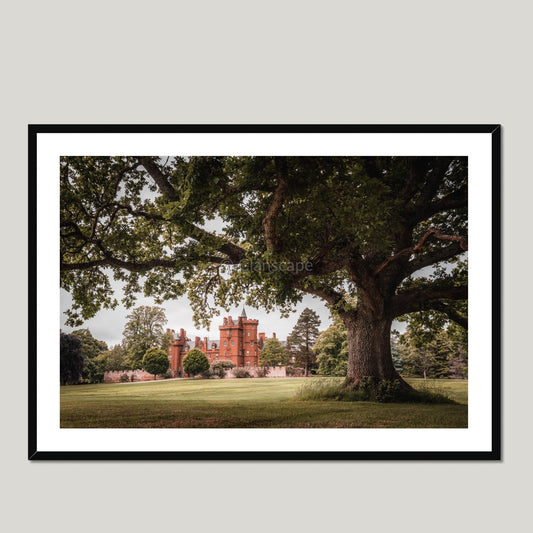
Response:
[[60, 305, 171, 384], [60, 306, 327, 384], [60, 304, 467, 385]]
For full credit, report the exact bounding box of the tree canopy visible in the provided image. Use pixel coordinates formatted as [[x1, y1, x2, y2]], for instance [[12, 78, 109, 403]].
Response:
[[121, 305, 168, 369], [260, 338, 289, 368], [97, 344, 130, 372], [71, 328, 108, 383], [60, 332, 84, 385], [61, 156, 467, 387], [72, 328, 108, 358], [315, 317, 349, 376]]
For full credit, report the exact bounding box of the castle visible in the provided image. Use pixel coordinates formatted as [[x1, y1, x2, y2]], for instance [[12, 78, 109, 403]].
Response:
[[167, 307, 277, 377]]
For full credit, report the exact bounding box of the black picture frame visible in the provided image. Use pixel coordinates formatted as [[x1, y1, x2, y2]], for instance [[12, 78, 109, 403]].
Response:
[[28, 124, 501, 460]]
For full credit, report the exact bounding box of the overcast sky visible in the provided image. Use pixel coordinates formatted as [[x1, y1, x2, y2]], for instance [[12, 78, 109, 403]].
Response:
[[60, 288, 334, 347]]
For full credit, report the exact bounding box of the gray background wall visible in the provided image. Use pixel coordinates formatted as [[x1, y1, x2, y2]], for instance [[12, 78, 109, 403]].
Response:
[[1, 2, 529, 532]]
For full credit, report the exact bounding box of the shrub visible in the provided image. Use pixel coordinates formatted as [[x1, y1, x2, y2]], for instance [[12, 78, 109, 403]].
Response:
[[160, 369, 173, 380], [233, 367, 251, 378], [376, 379, 402, 403], [255, 366, 270, 378], [286, 366, 303, 377], [183, 349, 210, 376], [119, 373, 130, 383], [357, 376, 376, 401], [142, 347, 170, 379], [210, 359, 235, 378]]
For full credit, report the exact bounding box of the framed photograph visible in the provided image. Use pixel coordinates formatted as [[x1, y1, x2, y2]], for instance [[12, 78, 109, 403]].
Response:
[[29, 124, 501, 460]]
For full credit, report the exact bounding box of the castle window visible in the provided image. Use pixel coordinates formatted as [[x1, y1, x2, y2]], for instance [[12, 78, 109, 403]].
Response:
[[224, 340, 227, 346], [247, 332, 250, 336], [247, 350, 249, 355], [231, 340, 234, 345], [246, 362, 250, 368], [216, 354, 218, 359], [250, 340, 254, 345]]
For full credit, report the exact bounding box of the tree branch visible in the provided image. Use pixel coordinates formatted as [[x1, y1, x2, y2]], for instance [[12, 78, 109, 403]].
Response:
[[390, 284, 468, 318], [136, 160, 247, 263], [373, 228, 467, 277], [429, 302, 468, 329], [399, 157, 428, 201], [404, 241, 466, 277], [60, 254, 229, 273], [292, 280, 344, 307], [413, 184, 467, 223], [414, 157, 454, 206], [138, 157, 178, 199], [262, 157, 289, 252]]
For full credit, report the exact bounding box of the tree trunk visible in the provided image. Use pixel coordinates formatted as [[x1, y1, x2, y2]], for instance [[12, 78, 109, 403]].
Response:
[[344, 304, 410, 390]]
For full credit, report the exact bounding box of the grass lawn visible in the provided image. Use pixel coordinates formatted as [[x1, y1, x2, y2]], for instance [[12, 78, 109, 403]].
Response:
[[60, 377, 468, 428]]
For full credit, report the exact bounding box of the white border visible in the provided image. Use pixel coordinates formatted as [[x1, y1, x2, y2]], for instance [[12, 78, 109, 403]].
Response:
[[36, 131, 493, 453]]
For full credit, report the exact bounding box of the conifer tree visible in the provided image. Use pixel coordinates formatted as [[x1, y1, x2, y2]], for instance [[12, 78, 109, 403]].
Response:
[[287, 308, 321, 376]]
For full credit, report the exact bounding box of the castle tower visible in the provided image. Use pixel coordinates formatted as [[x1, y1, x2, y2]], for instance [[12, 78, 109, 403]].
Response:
[[219, 315, 241, 366], [168, 328, 189, 377], [218, 310, 260, 368], [241, 314, 259, 369], [169, 309, 267, 372]]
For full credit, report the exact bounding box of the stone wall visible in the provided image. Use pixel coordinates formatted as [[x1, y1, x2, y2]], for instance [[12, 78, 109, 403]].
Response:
[[225, 366, 287, 378], [103, 370, 157, 383], [104, 366, 298, 383]]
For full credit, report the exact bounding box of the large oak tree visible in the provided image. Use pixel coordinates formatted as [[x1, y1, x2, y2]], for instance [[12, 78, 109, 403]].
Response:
[[61, 156, 467, 389]]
